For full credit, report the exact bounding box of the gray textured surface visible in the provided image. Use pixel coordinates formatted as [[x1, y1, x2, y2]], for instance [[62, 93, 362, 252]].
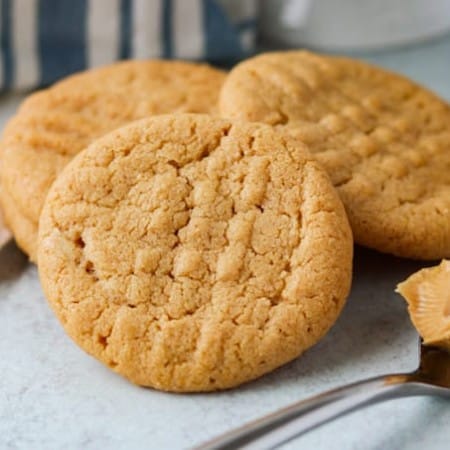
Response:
[[1, 35, 450, 450]]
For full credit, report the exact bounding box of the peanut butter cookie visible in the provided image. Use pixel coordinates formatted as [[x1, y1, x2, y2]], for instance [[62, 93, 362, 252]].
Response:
[[220, 51, 450, 260], [38, 114, 353, 392], [1, 60, 226, 261]]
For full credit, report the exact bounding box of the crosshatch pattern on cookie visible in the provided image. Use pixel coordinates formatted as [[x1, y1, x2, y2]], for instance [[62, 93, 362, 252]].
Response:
[[38, 114, 353, 392], [220, 51, 450, 259]]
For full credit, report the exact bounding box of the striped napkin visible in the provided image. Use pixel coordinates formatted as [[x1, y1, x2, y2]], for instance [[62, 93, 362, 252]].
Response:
[[0, 0, 257, 91]]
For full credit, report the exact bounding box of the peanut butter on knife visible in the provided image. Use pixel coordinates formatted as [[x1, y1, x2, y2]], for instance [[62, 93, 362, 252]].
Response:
[[397, 260, 450, 351]]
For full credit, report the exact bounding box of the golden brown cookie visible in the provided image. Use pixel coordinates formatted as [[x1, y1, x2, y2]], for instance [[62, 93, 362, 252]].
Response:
[[397, 260, 450, 350], [38, 114, 353, 392], [1, 60, 226, 261], [219, 51, 450, 260]]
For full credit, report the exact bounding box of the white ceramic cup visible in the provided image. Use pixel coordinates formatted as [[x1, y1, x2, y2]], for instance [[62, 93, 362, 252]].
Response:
[[260, 0, 450, 51]]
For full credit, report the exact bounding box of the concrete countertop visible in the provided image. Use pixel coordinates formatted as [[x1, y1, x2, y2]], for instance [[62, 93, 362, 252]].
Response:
[[1, 34, 450, 450]]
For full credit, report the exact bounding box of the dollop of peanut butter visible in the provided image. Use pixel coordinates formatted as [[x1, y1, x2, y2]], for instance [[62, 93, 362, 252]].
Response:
[[397, 260, 450, 350]]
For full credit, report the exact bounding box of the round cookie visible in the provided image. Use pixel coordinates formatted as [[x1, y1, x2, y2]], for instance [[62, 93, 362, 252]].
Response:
[[219, 51, 450, 260], [1, 60, 226, 261], [38, 114, 353, 392]]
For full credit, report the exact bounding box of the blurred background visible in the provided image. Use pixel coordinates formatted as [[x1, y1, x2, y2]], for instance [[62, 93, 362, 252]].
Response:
[[1, 0, 450, 91]]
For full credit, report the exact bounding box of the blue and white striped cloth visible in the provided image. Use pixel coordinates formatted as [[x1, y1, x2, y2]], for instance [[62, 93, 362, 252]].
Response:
[[0, 0, 257, 91]]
